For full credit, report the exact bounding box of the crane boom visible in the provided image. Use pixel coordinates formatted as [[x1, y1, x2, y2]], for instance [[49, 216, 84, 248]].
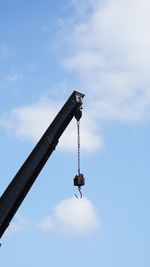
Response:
[[0, 91, 84, 238]]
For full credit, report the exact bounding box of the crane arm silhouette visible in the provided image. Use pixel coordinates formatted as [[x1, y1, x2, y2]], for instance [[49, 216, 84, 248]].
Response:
[[0, 91, 84, 238]]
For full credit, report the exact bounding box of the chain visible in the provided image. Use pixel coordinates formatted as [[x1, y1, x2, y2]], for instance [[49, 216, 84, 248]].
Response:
[[77, 120, 80, 175]]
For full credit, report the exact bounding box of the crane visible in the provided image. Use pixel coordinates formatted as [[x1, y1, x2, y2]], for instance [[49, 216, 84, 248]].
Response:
[[0, 91, 84, 239]]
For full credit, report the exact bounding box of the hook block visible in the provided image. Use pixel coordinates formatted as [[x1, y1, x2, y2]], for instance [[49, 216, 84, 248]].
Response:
[[74, 174, 85, 187]]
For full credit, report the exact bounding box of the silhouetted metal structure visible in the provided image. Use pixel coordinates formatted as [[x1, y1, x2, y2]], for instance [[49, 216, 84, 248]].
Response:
[[0, 91, 84, 238]]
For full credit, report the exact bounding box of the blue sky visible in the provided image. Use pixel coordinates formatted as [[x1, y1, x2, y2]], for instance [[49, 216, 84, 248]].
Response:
[[0, 0, 150, 266]]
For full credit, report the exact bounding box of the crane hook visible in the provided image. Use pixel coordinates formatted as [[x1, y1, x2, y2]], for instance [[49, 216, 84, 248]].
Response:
[[75, 186, 82, 199]]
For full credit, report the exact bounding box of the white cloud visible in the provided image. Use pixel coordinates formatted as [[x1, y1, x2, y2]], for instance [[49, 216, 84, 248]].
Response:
[[0, 98, 58, 142], [0, 97, 103, 152], [61, 0, 150, 122], [38, 197, 100, 236], [3, 198, 100, 237]]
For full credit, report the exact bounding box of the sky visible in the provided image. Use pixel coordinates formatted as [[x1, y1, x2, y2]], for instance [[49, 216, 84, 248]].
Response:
[[0, 0, 150, 266]]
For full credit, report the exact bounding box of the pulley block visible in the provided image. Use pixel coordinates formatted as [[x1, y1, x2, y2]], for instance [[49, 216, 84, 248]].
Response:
[[74, 173, 85, 187]]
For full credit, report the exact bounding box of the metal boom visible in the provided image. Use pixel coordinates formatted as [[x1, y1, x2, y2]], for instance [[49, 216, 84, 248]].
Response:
[[0, 91, 84, 238]]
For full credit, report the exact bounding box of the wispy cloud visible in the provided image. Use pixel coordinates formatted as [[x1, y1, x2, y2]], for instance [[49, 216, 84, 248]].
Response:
[[70, 0, 98, 16], [38, 197, 100, 236], [0, 43, 10, 60], [6, 71, 22, 83], [5, 214, 29, 236], [0, 70, 23, 91]]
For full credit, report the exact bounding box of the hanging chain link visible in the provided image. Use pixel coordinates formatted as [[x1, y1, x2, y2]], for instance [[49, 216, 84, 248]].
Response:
[[77, 120, 81, 175]]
